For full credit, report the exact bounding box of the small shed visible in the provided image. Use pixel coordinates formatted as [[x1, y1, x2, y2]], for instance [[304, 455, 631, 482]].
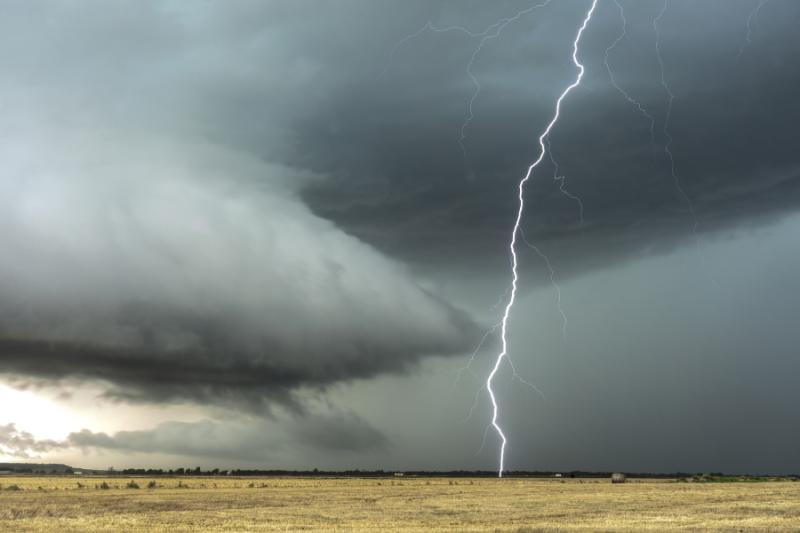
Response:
[[611, 472, 626, 484]]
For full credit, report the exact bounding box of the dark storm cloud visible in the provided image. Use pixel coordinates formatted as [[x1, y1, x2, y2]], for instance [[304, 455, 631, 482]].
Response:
[[289, 0, 800, 279], [0, 134, 477, 407], [0, 2, 481, 407], [0, 322, 469, 410], [1, 0, 798, 408]]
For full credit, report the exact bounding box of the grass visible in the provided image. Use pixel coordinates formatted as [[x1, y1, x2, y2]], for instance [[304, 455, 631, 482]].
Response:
[[0, 476, 798, 531]]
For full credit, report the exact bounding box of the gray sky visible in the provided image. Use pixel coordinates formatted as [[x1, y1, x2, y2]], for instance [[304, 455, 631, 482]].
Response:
[[0, 0, 798, 475]]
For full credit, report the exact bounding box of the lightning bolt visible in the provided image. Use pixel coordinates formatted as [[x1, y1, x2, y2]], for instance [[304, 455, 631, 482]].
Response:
[[654, 0, 716, 285], [388, 4, 565, 436], [546, 137, 585, 225], [488, 0, 598, 477], [604, 0, 657, 154], [384, 2, 553, 158], [654, 0, 694, 224], [738, 0, 770, 62], [519, 228, 567, 341], [604, 0, 714, 286], [453, 322, 500, 389], [603, 0, 695, 232], [457, 0, 553, 157], [382, 21, 480, 79]]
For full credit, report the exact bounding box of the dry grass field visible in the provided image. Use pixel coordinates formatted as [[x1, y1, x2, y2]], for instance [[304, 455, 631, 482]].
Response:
[[0, 476, 798, 532]]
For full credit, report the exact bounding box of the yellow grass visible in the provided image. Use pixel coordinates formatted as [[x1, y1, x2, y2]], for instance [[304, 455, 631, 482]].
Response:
[[1, 476, 799, 532]]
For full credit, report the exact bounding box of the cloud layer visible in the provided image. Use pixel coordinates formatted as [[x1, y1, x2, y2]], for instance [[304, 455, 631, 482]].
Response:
[[0, 127, 476, 407]]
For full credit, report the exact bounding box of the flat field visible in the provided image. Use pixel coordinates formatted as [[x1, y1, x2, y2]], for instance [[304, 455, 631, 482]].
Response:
[[0, 476, 799, 532]]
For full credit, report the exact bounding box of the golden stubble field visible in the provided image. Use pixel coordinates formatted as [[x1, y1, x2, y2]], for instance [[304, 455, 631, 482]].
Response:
[[0, 476, 799, 532]]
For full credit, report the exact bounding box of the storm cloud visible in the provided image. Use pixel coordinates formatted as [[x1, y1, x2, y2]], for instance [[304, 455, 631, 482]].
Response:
[[1, 1, 799, 471], [293, 0, 800, 278], [0, 131, 477, 407]]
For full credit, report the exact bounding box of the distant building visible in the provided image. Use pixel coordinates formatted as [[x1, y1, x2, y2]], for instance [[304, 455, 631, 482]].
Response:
[[611, 473, 626, 484], [393, 472, 405, 477], [553, 473, 562, 478]]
